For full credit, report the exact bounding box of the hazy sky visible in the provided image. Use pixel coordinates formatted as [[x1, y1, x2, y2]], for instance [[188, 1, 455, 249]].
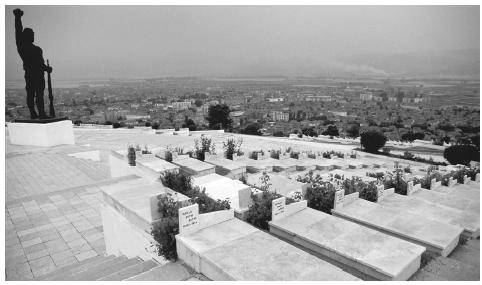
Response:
[[5, 5, 480, 80]]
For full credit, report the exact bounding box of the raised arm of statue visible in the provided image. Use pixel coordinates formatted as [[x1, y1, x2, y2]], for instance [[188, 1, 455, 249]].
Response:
[[13, 9, 24, 54]]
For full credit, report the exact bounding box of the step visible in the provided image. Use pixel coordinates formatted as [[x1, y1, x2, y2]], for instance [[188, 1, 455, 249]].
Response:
[[99, 259, 159, 281], [38, 255, 114, 280], [71, 256, 141, 281], [125, 262, 192, 281], [51, 256, 125, 281]]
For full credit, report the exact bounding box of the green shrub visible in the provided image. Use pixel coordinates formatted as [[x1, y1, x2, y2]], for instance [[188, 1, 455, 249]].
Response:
[[270, 150, 281, 159], [403, 151, 415, 160], [246, 191, 282, 230], [150, 194, 181, 261], [290, 152, 299, 159], [297, 171, 336, 214], [223, 137, 243, 160], [360, 130, 387, 153], [152, 172, 230, 261], [194, 134, 215, 161]]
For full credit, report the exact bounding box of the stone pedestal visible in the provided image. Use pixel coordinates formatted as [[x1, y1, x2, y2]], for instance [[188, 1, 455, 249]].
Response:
[[7, 120, 74, 147]]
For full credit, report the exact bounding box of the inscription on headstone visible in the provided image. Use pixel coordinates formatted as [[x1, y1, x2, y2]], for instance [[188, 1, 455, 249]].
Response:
[[333, 189, 345, 210], [476, 173, 480, 182], [272, 197, 286, 221], [407, 181, 414, 196], [179, 203, 199, 235], [376, 184, 384, 202], [463, 175, 469, 184], [430, 178, 436, 190]]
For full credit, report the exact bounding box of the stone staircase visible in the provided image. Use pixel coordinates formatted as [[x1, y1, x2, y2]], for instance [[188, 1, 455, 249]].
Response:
[[35, 254, 198, 281], [410, 238, 480, 281]]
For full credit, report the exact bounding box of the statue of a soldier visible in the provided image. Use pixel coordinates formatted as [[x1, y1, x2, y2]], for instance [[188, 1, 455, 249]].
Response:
[[13, 8, 53, 119]]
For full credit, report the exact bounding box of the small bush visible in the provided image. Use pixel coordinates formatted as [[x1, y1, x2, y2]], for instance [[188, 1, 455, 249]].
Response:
[[194, 135, 215, 161], [270, 150, 281, 159], [290, 152, 299, 159], [152, 172, 231, 261], [246, 191, 282, 230], [382, 147, 391, 154], [403, 151, 415, 160], [223, 137, 243, 160]]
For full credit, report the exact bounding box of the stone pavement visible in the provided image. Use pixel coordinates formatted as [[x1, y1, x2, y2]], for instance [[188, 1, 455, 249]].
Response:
[[5, 134, 120, 280]]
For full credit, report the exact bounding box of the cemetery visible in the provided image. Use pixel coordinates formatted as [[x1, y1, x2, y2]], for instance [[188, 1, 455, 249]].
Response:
[[6, 127, 479, 281], [94, 131, 479, 280]]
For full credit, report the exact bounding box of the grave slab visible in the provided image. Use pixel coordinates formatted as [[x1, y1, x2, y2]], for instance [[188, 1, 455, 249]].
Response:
[[332, 194, 463, 256], [191, 174, 251, 215], [431, 182, 480, 201], [269, 199, 425, 280], [171, 157, 215, 177], [246, 173, 308, 198], [377, 190, 480, 238], [409, 187, 480, 219], [204, 156, 247, 179], [175, 209, 359, 281]]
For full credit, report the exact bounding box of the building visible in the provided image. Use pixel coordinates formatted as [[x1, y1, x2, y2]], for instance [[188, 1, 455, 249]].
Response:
[[305, 95, 332, 102], [267, 97, 284, 103], [171, 101, 192, 110], [360, 91, 374, 101], [270, 111, 290, 122]]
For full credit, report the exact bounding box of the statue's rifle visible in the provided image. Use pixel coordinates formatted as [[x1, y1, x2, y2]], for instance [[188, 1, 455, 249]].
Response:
[[46, 60, 55, 117]]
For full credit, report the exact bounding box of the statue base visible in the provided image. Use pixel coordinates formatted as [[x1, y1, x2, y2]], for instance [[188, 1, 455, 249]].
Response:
[[7, 119, 75, 147]]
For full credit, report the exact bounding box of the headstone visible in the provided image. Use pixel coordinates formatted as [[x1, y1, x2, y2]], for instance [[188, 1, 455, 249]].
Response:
[[179, 203, 200, 235], [376, 184, 384, 202], [470, 161, 479, 169], [463, 175, 469, 184], [448, 177, 456, 187], [333, 189, 345, 210], [271, 197, 286, 222], [407, 181, 414, 196], [430, 178, 436, 190], [476, 173, 480, 182]]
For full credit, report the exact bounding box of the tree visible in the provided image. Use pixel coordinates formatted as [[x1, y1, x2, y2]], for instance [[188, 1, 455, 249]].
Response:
[[194, 99, 203, 107], [360, 130, 387, 153], [241, 123, 262, 136], [322, 125, 339, 137], [345, 124, 360, 138], [207, 104, 232, 130], [302, 127, 317, 137], [182, 117, 197, 131], [443, 144, 479, 166]]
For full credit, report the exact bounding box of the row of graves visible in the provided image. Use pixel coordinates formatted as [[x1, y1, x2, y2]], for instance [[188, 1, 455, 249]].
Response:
[[101, 142, 480, 281]]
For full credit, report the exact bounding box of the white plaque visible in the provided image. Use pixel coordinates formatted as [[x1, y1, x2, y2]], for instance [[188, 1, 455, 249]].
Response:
[[272, 197, 286, 221], [476, 173, 480, 182], [333, 189, 345, 210], [179, 204, 200, 235], [407, 181, 414, 196], [464, 175, 469, 184], [430, 178, 436, 190], [448, 177, 455, 187], [376, 184, 384, 202]]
